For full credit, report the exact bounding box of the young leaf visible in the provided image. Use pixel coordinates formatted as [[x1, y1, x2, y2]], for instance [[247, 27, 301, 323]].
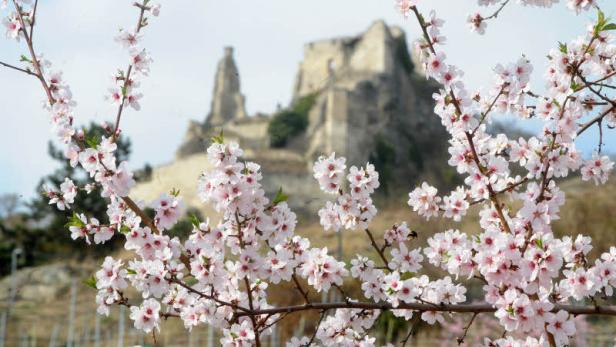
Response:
[[83, 276, 97, 290], [86, 135, 99, 149], [603, 23, 616, 31], [272, 187, 288, 205], [65, 212, 86, 228], [211, 130, 225, 144], [120, 224, 131, 234], [184, 277, 198, 286], [189, 214, 201, 228]]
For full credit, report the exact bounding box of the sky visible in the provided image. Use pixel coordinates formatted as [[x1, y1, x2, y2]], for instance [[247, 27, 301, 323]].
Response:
[[1, 0, 615, 201]]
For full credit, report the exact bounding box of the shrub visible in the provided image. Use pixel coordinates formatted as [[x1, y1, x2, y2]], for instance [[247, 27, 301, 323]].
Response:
[[268, 93, 317, 147]]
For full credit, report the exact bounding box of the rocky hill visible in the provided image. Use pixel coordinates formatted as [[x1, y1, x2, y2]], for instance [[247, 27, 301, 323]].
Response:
[[133, 20, 450, 214]]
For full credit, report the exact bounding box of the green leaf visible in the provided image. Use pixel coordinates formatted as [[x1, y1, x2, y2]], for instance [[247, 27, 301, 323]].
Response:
[[189, 214, 201, 228], [120, 224, 131, 234], [598, 9, 606, 26], [603, 23, 616, 31], [126, 268, 137, 275], [83, 276, 97, 290], [558, 42, 568, 54], [211, 130, 224, 144], [272, 187, 288, 205], [86, 135, 100, 149], [170, 187, 180, 197], [595, 9, 608, 35], [184, 277, 198, 286], [535, 238, 544, 249], [65, 212, 85, 228], [19, 55, 31, 63]]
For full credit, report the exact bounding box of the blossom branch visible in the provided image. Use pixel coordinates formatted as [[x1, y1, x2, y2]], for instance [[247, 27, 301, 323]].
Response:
[[456, 312, 478, 345], [0, 60, 38, 77], [235, 301, 616, 317], [482, 0, 511, 21], [364, 228, 392, 270], [11, 0, 54, 105], [111, 2, 148, 143]]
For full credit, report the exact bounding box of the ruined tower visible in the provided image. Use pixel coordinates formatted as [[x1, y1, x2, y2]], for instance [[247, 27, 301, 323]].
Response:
[[206, 46, 247, 126]]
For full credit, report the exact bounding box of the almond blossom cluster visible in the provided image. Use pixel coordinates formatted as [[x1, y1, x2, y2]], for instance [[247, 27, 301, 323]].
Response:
[[3, 0, 616, 345], [315, 155, 380, 232], [402, 0, 616, 345]]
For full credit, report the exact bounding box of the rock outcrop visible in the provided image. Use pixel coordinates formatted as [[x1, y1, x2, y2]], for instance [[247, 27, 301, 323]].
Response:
[[136, 21, 450, 214]]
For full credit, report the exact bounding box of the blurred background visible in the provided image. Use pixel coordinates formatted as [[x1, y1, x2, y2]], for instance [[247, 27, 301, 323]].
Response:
[[1, 0, 616, 346]]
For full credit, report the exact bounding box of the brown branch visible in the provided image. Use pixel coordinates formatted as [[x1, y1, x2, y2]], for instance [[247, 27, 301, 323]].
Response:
[[258, 311, 289, 334], [410, 6, 437, 55], [482, 0, 511, 20], [169, 278, 251, 313], [472, 86, 506, 136], [111, 2, 148, 143], [0, 60, 38, 77], [410, 4, 513, 235], [364, 229, 392, 270], [401, 314, 422, 346], [292, 274, 311, 304], [598, 119, 604, 153], [457, 312, 478, 345], [305, 309, 328, 346], [469, 178, 528, 206], [234, 301, 616, 318], [464, 131, 512, 234], [121, 196, 161, 234], [29, 0, 38, 40], [244, 277, 261, 346], [9, 0, 168, 242], [11, 0, 55, 105], [577, 105, 615, 136]]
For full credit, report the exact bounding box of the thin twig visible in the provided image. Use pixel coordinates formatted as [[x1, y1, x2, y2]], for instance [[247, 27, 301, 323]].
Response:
[[456, 312, 478, 345], [364, 229, 392, 270], [306, 310, 328, 347], [29, 0, 38, 40], [401, 316, 421, 346], [482, 0, 511, 20], [111, 2, 148, 143], [292, 274, 311, 304], [0, 60, 38, 77]]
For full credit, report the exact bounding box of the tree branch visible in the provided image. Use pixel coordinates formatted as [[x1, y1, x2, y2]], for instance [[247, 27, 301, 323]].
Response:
[[364, 229, 392, 270], [111, 2, 148, 143], [234, 301, 616, 318], [0, 60, 38, 77]]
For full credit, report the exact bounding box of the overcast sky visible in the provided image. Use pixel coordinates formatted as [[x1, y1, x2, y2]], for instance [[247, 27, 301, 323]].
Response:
[[1, 0, 615, 200]]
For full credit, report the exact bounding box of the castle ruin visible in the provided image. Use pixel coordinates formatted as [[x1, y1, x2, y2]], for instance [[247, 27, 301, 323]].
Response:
[[133, 20, 449, 214]]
